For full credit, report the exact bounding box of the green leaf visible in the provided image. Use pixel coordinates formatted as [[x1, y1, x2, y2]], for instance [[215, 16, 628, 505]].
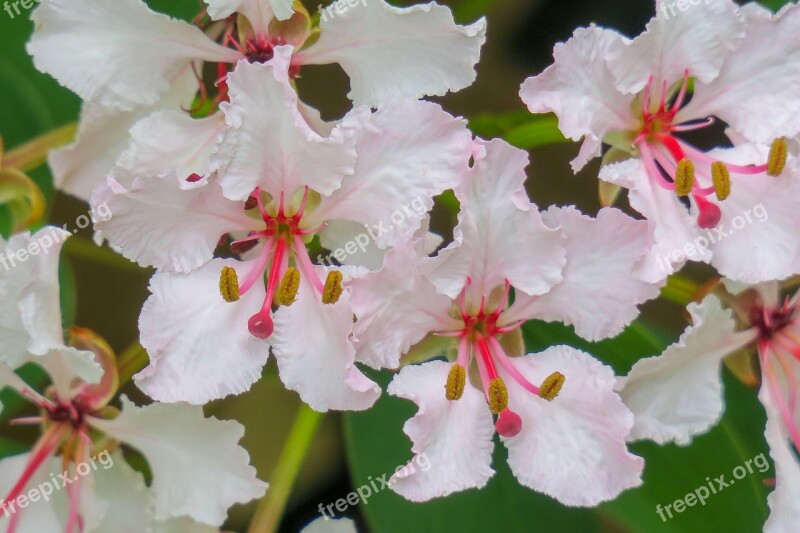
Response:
[[758, 0, 794, 11], [468, 111, 567, 149]]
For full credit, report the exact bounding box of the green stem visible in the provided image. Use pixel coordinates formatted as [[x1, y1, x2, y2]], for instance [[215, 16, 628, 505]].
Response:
[[3, 123, 77, 172], [117, 342, 149, 385], [63, 237, 148, 275], [660, 274, 700, 306], [248, 404, 324, 533]]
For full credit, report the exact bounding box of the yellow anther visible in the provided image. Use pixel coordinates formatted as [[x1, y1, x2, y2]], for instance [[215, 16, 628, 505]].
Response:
[[445, 364, 466, 401], [488, 378, 509, 414], [538, 372, 565, 401], [322, 270, 344, 304], [711, 162, 731, 201], [768, 137, 788, 177], [277, 268, 300, 306], [674, 158, 695, 197], [219, 266, 240, 303]]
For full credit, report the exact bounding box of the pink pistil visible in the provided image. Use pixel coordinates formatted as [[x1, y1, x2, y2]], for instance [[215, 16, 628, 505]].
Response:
[[633, 70, 773, 229]]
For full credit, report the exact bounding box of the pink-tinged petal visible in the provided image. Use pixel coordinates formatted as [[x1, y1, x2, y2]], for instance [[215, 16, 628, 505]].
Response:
[[350, 236, 458, 369], [502, 346, 643, 506], [214, 51, 356, 200], [504, 206, 661, 341], [619, 296, 757, 445], [28, 0, 240, 111], [135, 259, 270, 404], [682, 3, 800, 143], [601, 158, 707, 283], [299, 0, 485, 107], [89, 397, 267, 526], [607, 0, 744, 94], [387, 360, 495, 501], [37, 346, 104, 400], [93, 173, 257, 273], [271, 272, 380, 411], [0, 454, 62, 531], [112, 111, 226, 188], [760, 385, 800, 533], [426, 139, 565, 299], [520, 25, 635, 171], [305, 100, 471, 244], [204, 0, 294, 30], [707, 145, 800, 284], [48, 70, 199, 201]]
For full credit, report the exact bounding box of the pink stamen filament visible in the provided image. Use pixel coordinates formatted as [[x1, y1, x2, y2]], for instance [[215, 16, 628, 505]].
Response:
[[2, 424, 67, 519], [487, 336, 540, 395]]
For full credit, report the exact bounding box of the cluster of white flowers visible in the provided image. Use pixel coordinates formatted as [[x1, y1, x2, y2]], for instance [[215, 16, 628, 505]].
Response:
[[1, 0, 799, 531]]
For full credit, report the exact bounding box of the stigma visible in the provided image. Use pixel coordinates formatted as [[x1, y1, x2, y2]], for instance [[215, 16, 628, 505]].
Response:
[[217, 186, 346, 339]]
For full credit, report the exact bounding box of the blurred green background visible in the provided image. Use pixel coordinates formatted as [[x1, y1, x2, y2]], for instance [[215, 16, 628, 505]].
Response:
[[0, 0, 791, 531]]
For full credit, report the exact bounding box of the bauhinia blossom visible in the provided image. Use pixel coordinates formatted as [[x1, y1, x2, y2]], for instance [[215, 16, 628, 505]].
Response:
[[618, 281, 800, 531], [0, 228, 265, 532], [28, 0, 485, 199], [520, 0, 800, 283], [92, 54, 473, 410], [347, 139, 660, 504]]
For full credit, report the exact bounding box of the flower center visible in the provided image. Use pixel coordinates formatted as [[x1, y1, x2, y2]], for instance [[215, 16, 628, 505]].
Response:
[[219, 186, 343, 339], [629, 71, 786, 229], [752, 296, 800, 457], [441, 280, 565, 438]]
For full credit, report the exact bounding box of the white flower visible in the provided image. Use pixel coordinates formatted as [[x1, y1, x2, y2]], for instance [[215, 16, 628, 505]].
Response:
[[348, 139, 658, 504], [520, 1, 800, 282]]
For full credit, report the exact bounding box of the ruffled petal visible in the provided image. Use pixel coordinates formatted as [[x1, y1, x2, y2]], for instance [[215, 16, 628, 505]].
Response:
[[607, 0, 744, 93], [204, 0, 295, 31], [619, 296, 757, 445], [135, 258, 270, 404], [214, 50, 357, 201], [48, 70, 199, 201], [28, 0, 240, 110], [299, 0, 485, 107], [502, 346, 643, 506], [271, 271, 380, 411], [504, 206, 660, 341], [707, 145, 800, 284], [426, 139, 565, 299], [683, 3, 800, 143], [387, 360, 495, 501], [89, 397, 267, 526], [93, 173, 257, 273], [112, 111, 226, 187], [602, 158, 708, 283], [350, 235, 459, 369], [760, 385, 800, 533], [520, 25, 635, 171], [305, 100, 471, 244]]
